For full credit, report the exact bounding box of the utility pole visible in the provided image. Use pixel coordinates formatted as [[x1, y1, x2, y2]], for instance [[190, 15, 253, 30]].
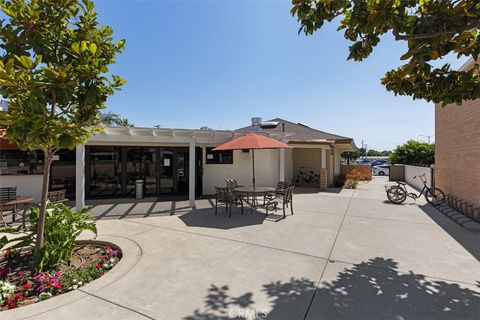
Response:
[[360, 140, 368, 158], [419, 134, 434, 144]]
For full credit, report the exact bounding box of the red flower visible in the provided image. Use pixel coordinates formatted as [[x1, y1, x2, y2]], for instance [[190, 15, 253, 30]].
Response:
[[95, 263, 101, 269], [47, 280, 53, 285], [103, 256, 109, 261], [22, 283, 32, 290], [54, 283, 62, 289]]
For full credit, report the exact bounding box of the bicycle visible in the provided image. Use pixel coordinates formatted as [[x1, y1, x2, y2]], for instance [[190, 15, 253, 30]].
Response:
[[385, 173, 445, 206], [292, 167, 320, 186]]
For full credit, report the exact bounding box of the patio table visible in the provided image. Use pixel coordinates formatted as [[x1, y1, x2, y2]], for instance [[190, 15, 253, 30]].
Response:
[[0, 196, 34, 228], [234, 186, 275, 211]]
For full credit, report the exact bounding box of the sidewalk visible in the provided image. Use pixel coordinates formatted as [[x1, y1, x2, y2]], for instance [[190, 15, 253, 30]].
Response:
[[5, 177, 479, 320]]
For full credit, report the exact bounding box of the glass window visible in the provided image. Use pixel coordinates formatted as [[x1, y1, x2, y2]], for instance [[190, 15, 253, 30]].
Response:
[[206, 147, 233, 165], [51, 149, 76, 198], [88, 146, 122, 197], [0, 148, 44, 175]]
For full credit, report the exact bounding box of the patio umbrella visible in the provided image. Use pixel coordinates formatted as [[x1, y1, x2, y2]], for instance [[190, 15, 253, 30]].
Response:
[[213, 133, 290, 188]]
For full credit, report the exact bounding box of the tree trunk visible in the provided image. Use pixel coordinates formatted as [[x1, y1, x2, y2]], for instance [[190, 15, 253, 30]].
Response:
[[33, 150, 53, 271]]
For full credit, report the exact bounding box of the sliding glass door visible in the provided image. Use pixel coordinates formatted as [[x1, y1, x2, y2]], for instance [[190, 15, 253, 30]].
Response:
[[86, 146, 196, 198]]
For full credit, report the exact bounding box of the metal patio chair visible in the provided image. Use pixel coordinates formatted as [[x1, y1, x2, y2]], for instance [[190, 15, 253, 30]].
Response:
[[265, 185, 294, 220], [215, 186, 243, 217]]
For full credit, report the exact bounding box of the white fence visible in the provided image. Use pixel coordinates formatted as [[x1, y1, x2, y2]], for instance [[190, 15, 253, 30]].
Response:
[[404, 165, 432, 190]]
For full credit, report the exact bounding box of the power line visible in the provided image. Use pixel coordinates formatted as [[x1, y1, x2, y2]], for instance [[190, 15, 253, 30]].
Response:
[[322, 117, 433, 129]]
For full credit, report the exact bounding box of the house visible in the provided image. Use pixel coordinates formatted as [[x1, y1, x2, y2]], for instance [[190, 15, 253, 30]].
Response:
[[0, 118, 355, 209], [236, 118, 355, 189], [435, 59, 480, 208]]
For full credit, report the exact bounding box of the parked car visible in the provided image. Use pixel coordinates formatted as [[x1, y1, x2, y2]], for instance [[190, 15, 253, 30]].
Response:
[[370, 160, 388, 167], [372, 164, 390, 176], [356, 159, 371, 165]]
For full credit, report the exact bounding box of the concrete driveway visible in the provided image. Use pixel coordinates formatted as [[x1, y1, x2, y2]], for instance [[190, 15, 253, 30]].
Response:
[[6, 177, 479, 320]]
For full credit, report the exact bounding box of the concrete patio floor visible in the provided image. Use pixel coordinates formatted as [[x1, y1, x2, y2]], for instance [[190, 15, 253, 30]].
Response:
[[5, 177, 480, 320]]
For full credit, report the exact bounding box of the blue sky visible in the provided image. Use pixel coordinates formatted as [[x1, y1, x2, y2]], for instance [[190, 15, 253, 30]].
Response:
[[29, 1, 476, 150]]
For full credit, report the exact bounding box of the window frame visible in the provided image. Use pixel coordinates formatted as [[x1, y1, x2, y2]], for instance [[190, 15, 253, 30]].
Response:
[[205, 147, 233, 165]]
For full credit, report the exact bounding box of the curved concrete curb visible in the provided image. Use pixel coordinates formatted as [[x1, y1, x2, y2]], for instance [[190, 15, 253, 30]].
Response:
[[1, 234, 142, 320]]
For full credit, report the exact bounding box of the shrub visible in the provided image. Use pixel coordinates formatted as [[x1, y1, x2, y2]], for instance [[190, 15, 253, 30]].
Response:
[[61, 265, 102, 291], [0, 204, 97, 272], [344, 169, 369, 189], [334, 175, 346, 188], [346, 169, 369, 181], [344, 179, 358, 189]]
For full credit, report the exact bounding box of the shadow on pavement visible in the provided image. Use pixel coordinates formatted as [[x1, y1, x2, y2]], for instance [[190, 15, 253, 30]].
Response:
[[179, 208, 267, 230], [184, 257, 480, 320], [420, 204, 480, 261]]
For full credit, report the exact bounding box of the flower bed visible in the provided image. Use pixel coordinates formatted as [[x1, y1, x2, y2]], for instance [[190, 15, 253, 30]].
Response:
[[0, 243, 121, 311]]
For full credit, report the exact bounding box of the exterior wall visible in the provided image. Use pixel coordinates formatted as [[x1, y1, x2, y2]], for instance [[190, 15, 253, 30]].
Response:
[[435, 98, 480, 206], [292, 148, 321, 175], [284, 148, 294, 184], [333, 148, 342, 177], [340, 165, 372, 180], [202, 149, 279, 195], [404, 165, 432, 190], [0, 175, 43, 201], [328, 149, 334, 187]]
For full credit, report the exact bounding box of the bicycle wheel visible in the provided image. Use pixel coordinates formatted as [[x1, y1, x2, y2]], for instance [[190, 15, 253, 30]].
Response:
[[292, 175, 303, 186], [386, 186, 407, 204], [425, 187, 445, 206]]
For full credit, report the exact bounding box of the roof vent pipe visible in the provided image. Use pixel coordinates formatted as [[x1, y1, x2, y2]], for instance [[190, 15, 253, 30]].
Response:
[[251, 117, 262, 132]]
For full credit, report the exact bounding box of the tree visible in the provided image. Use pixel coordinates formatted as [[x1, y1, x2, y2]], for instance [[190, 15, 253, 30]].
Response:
[[389, 140, 435, 166], [291, 0, 480, 105], [367, 149, 383, 157], [341, 150, 361, 160], [100, 111, 134, 127], [0, 0, 125, 269], [381, 150, 392, 157]]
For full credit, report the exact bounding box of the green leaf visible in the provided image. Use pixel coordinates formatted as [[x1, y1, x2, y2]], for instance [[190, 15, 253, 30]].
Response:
[[17, 55, 33, 69], [71, 42, 80, 54], [89, 43, 97, 55]]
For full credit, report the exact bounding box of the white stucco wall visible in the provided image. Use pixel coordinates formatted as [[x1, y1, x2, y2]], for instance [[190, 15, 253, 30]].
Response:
[[202, 148, 280, 195], [0, 175, 43, 201], [404, 165, 432, 190]]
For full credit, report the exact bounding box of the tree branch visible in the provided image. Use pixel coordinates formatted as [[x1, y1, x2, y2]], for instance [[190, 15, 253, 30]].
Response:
[[393, 20, 480, 41]]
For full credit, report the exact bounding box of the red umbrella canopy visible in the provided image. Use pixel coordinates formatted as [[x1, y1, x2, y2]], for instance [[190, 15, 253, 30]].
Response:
[[213, 133, 290, 151]]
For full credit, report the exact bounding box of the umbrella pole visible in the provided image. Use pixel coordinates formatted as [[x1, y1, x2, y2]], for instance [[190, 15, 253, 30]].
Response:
[[252, 149, 255, 189]]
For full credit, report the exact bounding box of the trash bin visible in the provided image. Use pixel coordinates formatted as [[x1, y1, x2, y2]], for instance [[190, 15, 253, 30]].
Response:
[[135, 179, 144, 199]]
